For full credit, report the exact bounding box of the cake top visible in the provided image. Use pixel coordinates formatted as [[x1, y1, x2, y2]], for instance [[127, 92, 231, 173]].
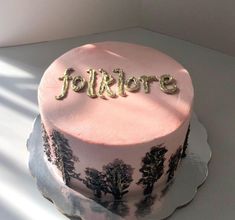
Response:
[[38, 41, 193, 146]]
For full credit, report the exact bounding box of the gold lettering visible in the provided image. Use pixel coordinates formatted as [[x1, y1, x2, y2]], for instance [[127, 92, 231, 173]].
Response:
[[113, 68, 126, 97], [87, 69, 97, 98], [55, 68, 179, 100], [159, 74, 178, 94], [55, 68, 74, 100], [125, 76, 140, 92], [98, 69, 116, 98], [72, 76, 86, 92], [139, 75, 158, 93]]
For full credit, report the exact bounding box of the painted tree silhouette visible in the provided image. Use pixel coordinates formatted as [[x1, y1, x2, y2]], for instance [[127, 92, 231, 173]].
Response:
[[182, 125, 190, 158], [137, 145, 168, 195], [50, 130, 81, 185], [135, 195, 156, 217], [41, 123, 52, 162], [105, 200, 130, 217], [167, 147, 182, 183], [89, 200, 130, 218], [103, 159, 134, 200], [83, 168, 107, 199]]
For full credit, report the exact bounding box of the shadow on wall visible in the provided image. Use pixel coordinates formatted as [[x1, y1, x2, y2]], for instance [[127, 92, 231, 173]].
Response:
[[0, 36, 104, 119], [0, 60, 39, 119], [0, 42, 85, 220]]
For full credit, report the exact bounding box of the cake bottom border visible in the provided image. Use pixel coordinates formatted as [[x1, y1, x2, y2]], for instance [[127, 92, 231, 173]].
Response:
[[26, 112, 211, 220]]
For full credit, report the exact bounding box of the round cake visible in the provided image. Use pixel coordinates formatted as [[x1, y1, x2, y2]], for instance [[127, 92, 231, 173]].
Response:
[[38, 41, 193, 200]]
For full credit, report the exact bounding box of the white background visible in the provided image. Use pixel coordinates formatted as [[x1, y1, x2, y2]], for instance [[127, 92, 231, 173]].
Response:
[[0, 0, 235, 56]]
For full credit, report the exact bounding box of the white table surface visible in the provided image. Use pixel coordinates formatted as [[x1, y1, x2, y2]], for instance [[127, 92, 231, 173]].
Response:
[[0, 27, 234, 220]]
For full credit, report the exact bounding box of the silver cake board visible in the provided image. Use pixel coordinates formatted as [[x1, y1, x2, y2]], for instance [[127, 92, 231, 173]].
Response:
[[27, 113, 211, 220]]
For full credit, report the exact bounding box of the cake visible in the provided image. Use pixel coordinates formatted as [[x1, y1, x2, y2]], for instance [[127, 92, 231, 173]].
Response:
[[38, 41, 193, 202]]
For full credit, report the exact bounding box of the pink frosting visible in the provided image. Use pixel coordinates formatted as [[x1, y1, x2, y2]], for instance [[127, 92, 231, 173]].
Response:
[[38, 42, 193, 146], [38, 42, 194, 198]]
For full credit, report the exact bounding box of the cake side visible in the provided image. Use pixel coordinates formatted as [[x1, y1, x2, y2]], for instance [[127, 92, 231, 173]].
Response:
[[41, 116, 190, 199]]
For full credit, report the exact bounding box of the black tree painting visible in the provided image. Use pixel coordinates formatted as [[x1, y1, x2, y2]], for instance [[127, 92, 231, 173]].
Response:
[[83, 159, 134, 200], [103, 159, 134, 200], [135, 195, 156, 217], [105, 200, 130, 217], [41, 123, 52, 162], [137, 145, 168, 195], [90, 200, 130, 218], [182, 125, 190, 158], [83, 168, 107, 199], [167, 147, 182, 183], [50, 130, 81, 185]]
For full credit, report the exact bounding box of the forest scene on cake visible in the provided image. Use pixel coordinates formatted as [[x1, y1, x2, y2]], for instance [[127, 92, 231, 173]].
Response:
[[50, 130, 81, 185], [182, 125, 191, 158], [167, 147, 182, 183], [137, 145, 168, 195], [83, 159, 134, 200], [135, 194, 157, 217], [41, 123, 52, 162]]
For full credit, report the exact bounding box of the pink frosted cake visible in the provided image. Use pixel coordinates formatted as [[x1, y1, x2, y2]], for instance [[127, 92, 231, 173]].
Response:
[[38, 41, 193, 201]]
